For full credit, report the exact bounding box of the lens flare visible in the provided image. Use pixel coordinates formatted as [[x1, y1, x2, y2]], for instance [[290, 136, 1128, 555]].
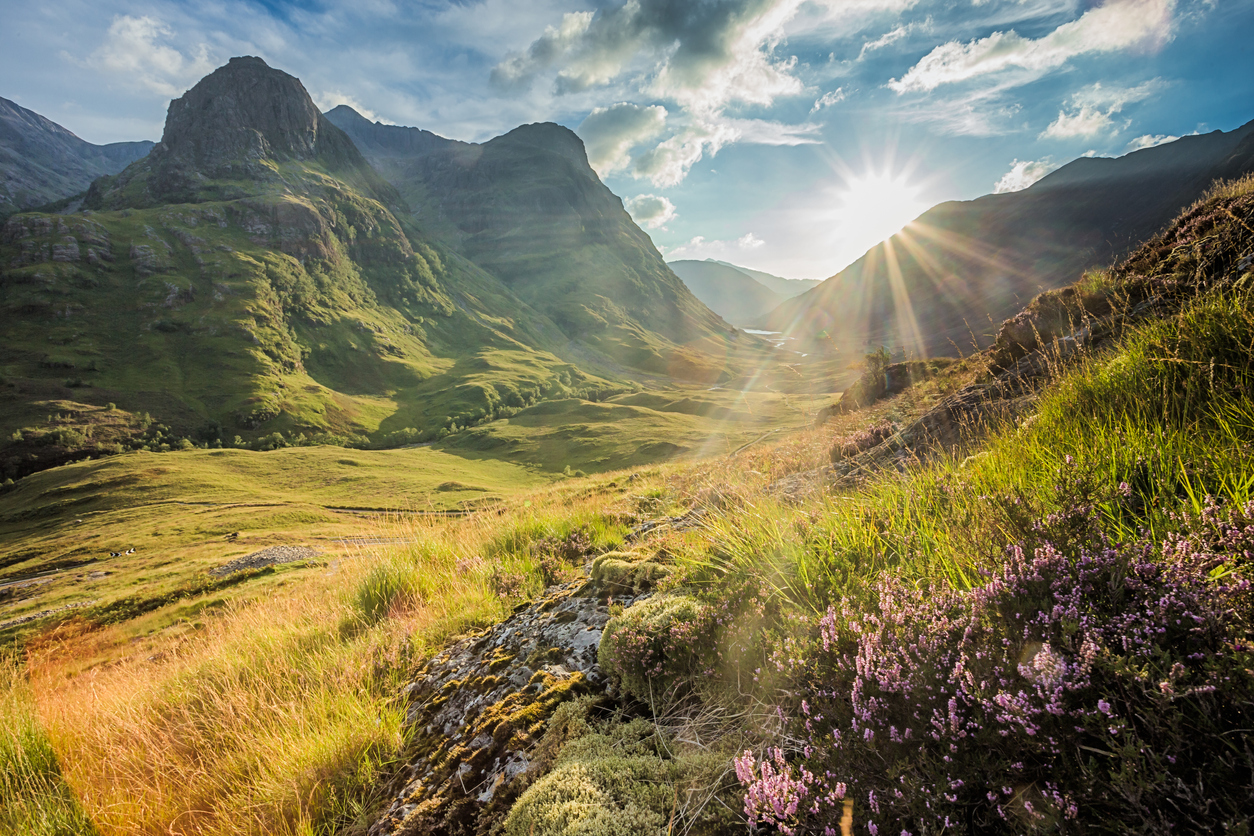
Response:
[[832, 171, 929, 254]]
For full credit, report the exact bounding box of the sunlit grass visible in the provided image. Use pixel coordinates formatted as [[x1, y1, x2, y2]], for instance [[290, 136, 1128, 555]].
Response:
[[3, 473, 643, 835]]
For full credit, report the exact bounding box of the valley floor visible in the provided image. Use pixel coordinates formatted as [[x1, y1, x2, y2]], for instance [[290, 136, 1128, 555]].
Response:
[[4, 178, 1254, 835]]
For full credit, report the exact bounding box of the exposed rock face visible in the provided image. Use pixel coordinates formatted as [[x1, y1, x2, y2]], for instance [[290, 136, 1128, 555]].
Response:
[[156, 57, 359, 179], [0, 96, 152, 216], [88, 56, 384, 207], [370, 578, 650, 836]]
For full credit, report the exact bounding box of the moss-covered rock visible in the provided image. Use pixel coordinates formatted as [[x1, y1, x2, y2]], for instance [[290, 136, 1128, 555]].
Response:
[[370, 577, 652, 836], [589, 552, 670, 596]]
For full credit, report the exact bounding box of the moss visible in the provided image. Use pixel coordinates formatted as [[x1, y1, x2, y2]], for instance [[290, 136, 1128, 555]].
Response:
[[501, 699, 739, 836], [590, 552, 671, 596], [598, 594, 708, 706]]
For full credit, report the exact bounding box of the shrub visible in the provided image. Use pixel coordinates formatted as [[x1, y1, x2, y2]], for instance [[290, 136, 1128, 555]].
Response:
[[599, 595, 713, 706], [737, 491, 1254, 835]]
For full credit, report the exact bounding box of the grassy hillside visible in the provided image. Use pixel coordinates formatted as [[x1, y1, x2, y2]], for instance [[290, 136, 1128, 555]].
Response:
[[762, 119, 1254, 358]]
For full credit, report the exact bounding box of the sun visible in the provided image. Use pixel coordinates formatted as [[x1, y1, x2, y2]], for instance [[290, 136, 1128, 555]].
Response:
[[832, 170, 929, 254]]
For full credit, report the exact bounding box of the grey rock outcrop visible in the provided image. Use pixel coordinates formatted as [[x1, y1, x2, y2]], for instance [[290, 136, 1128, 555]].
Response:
[[370, 577, 649, 836]]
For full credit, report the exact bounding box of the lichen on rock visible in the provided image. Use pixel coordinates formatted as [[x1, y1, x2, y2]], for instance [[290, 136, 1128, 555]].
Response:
[[369, 577, 649, 836]]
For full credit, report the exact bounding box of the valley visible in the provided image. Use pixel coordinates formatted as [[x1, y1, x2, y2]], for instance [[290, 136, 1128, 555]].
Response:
[[1, 27, 1253, 836]]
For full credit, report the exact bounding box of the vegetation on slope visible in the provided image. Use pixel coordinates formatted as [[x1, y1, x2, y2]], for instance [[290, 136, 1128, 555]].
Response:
[[3, 174, 1253, 835]]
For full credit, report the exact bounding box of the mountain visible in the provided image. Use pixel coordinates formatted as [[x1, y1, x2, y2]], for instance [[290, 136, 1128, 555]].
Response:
[[325, 105, 736, 378], [667, 259, 785, 327], [706, 260, 820, 298], [761, 119, 1254, 357], [0, 57, 624, 478], [0, 96, 153, 218]]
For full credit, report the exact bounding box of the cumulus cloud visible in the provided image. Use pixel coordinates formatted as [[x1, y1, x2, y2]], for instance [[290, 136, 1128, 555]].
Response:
[[1126, 133, 1181, 150], [495, 0, 822, 185], [889, 0, 1176, 94], [85, 15, 215, 98], [489, 11, 594, 91], [810, 88, 845, 114], [578, 102, 668, 174], [624, 194, 678, 229], [993, 157, 1056, 193], [1040, 80, 1160, 139], [495, 0, 806, 111]]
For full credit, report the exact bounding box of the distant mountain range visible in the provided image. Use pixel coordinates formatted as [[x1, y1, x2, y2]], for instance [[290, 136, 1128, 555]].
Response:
[[761, 119, 1254, 357], [3, 55, 1252, 475], [0, 57, 753, 476], [0, 96, 153, 218], [667, 259, 819, 326]]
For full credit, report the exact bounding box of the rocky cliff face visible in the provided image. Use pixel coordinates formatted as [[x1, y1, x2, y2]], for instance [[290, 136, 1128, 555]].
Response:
[[89, 57, 389, 208], [156, 57, 359, 178], [0, 96, 152, 217]]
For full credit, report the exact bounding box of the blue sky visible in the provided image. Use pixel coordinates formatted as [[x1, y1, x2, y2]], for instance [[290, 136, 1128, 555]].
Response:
[[3, 0, 1252, 278]]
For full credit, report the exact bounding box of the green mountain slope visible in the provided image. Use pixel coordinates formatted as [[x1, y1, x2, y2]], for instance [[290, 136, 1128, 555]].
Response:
[[667, 259, 785, 327], [0, 58, 620, 478], [706, 259, 820, 298], [325, 106, 741, 379], [762, 119, 1254, 358], [0, 96, 153, 218]]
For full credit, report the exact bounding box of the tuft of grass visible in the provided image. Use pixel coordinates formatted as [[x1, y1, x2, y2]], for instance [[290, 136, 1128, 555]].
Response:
[[0, 655, 97, 835]]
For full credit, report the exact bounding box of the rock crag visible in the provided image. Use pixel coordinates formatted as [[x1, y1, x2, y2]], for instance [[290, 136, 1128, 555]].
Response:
[[370, 577, 649, 836]]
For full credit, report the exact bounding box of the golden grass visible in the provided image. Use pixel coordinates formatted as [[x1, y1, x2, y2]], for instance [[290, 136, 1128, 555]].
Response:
[[10, 470, 653, 835]]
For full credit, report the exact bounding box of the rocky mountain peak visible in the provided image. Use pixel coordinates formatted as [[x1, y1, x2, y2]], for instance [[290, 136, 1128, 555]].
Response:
[[156, 56, 346, 172], [492, 122, 592, 172]]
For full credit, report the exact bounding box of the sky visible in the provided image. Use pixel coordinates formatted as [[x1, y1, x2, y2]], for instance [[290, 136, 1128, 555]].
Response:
[[3, 0, 1252, 279]]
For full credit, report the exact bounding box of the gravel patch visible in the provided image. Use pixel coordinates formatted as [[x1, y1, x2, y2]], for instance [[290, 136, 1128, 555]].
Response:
[[210, 545, 321, 577]]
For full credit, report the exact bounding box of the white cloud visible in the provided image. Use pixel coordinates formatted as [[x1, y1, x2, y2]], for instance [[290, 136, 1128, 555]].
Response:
[[84, 15, 216, 98], [624, 194, 678, 229], [489, 11, 594, 91], [577, 103, 668, 175], [1040, 80, 1161, 139], [664, 231, 766, 260], [1125, 133, 1180, 150], [810, 88, 845, 114], [856, 17, 933, 60], [889, 0, 1177, 94], [313, 90, 389, 124], [993, 157, 1056, 193], [493, 0, 820, 186]]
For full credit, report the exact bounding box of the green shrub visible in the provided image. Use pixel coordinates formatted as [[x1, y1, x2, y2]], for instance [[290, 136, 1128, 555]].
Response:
[[598, 595, 711, 706]]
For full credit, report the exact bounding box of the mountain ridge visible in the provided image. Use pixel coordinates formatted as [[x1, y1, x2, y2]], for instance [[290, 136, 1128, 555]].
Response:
[[0, 96, 153, 218], [760, 118, 1254, 357], [326, 104, 740, 378]]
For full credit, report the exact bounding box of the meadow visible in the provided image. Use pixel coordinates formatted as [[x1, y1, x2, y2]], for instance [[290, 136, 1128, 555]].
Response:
[[2, 177, 1253, 834]]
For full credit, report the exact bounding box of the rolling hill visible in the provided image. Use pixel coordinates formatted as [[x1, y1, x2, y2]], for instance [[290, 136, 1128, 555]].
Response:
[[760, 119, 1254, 358]]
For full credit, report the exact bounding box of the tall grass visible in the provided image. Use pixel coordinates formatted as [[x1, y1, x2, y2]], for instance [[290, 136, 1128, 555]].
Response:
[[679, 285, 1254, 614], [3, 477, 639, 835], [1, 656, 97, 836]]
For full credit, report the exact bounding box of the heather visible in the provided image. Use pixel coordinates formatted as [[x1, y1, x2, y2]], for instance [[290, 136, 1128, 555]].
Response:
[[738, 480, 1254, 834]]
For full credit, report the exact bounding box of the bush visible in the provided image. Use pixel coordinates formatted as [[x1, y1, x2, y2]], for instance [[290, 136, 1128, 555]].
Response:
[[599, 595, 713, 706], [737, 489, 1254, 835]]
